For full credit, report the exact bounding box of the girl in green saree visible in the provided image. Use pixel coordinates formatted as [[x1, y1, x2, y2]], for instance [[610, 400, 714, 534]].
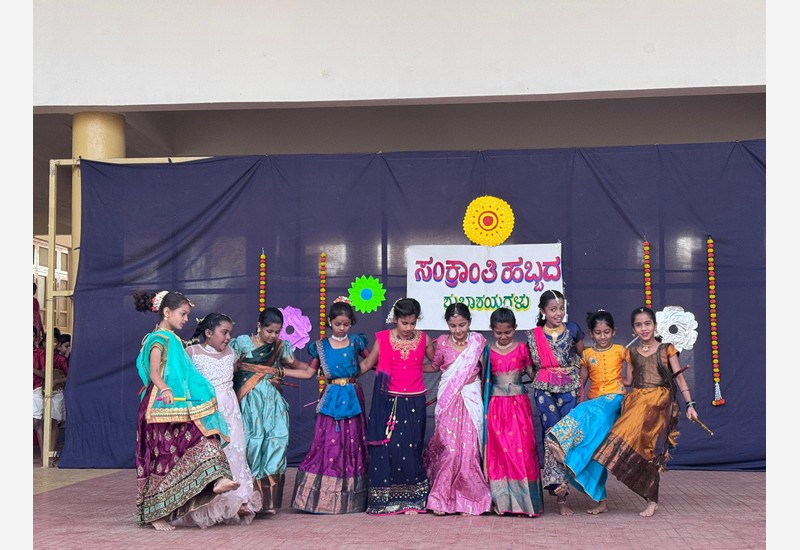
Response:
[[231, 306, 315, 515]]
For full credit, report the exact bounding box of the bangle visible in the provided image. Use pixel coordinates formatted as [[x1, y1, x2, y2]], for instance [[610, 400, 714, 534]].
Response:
[[160, 387, 173, 394], [681, 389, 690, 394], [686, 400, 696, 410]]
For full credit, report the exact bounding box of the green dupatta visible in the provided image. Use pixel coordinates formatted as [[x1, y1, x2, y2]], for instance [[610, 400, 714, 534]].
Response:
[[136, 329, 230, 443]]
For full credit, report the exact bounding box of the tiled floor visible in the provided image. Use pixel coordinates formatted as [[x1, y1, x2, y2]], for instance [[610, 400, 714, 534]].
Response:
[[33, 457, 766, 550]]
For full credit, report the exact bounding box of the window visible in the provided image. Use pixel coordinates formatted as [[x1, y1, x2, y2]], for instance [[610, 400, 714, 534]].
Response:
[[32, 238, 71, 334]]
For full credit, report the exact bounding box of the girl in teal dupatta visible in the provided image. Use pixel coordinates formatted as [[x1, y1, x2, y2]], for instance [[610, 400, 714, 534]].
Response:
[[231, 306, 316, 515], [133, 290, 239, 531]]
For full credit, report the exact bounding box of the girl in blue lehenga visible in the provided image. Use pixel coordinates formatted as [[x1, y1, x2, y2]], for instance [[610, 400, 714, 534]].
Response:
[[544, 309, 629, 514], [291, 298, 372, 514], [231, 307, 315, 515]]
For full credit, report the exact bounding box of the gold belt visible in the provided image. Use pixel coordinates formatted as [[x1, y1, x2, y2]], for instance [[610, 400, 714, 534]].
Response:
[[327, 377, 355, 386]]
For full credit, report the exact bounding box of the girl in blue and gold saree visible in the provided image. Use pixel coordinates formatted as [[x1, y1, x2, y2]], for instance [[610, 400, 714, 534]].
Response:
[[133, 290, 237, 531], [292, 299, 371, 514], [526, 289, 585, 516], [231, 306, 315, 515]]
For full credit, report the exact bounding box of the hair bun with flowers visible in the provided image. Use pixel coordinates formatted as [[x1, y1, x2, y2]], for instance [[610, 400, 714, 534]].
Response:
[[333, 296, 351, 304], [151, 290, 169, 312]]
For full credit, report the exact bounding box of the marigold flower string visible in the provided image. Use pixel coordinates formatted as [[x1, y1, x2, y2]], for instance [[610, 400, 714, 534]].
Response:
[[707, 236, 725, 406], [259, 249, 266, 312], [318, 252, 326, 395], [643, 240, 652, 309]]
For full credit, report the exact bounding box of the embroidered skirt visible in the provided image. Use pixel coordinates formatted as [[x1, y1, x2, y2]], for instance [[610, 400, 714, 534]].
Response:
[[366, 394, 429, 515], [292, 385, 368, 514]]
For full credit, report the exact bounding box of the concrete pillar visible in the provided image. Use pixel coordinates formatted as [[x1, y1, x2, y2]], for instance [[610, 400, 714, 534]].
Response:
[[71, 112, 125, 281]]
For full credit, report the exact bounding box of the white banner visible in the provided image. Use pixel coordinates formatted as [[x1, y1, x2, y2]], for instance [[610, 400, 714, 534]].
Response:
[[406, 243, 563, 331]]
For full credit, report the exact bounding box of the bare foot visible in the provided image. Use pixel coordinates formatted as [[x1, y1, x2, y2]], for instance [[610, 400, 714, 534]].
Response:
[[547, 438, 566, 464], [639, 501, 658, 517], [432, 510, 446, 516], [404, 510, 419, 515], [557, 498, 574, 516], [213, 477, 240, 494], [150, 519, 175, 531], [587, 500, 608, 515], [553, 481, 569, 498], [237, 504, 250, 517], [493, 506, 505, 516]]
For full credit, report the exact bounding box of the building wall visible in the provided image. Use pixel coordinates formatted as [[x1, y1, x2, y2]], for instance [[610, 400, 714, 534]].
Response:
[[33, 0, 765, 111]]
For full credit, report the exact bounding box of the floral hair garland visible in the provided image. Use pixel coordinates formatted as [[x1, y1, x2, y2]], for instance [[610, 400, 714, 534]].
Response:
[[384, 298, 403, 324], [333, 295, 351, 304], [151, 290, 169, 312], [383, 297, 423, 325]]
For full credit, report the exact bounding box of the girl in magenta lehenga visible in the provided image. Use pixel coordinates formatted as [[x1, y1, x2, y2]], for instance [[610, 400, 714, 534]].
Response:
[[484, 307, 544, 517], [423, 302, 492, 516], [361, 298, 435, 515], [291, 299, 372, 514]]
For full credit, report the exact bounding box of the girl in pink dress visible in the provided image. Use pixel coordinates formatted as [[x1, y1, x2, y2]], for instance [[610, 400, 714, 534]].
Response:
[[423, 303, 492, 516], [361, 298, 435, 515], [485, 307, 544, 516]]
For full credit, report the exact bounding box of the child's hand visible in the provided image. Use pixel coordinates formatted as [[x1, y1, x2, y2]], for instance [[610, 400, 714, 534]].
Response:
[[160, 388, 174, 405], [686, 405, 699, 421]]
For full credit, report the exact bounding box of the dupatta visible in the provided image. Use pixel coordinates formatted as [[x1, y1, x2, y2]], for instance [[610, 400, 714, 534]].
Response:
[[435, 332, 486, 438], [531, 326, 572, 386], [136, 329, 230, 442], [312, 334, 367, 419], [234, 340, 283, 401]]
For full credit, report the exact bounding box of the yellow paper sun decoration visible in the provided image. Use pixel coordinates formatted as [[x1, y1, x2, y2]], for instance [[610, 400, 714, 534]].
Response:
[[463, 195, 515, 246]]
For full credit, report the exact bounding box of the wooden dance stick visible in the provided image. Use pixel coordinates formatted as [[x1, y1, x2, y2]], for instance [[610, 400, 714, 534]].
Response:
[[671, 365, 690, 378], [691, 416, 715, 437], [156, 396, 201, 402]]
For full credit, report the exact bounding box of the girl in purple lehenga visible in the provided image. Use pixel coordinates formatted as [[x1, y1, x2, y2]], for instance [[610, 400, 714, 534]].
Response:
[[291, 299, 372, 514], [132, 290, 239, 531], [423, 303, 492, 516]]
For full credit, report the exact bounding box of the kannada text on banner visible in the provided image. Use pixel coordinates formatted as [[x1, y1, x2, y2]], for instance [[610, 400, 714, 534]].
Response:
[[406, 243, 564, 330]]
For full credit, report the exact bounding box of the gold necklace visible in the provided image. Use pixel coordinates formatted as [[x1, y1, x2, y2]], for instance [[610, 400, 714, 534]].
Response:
[[544, 325, 563, 339], [450, 335, 467, 347], [593, 344, 613, 352], [641, 343, 651, 352]]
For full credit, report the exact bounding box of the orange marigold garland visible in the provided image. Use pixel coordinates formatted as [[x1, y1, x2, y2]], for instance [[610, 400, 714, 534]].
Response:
[[259, 249, 266, 312], [707, 236, 725, 406], [318, 252, 327, 395], [643, 240, 652, 309]]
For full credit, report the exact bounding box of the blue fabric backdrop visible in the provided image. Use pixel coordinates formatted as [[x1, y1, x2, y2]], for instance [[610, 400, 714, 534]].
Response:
[[60, 141, 765, 471]]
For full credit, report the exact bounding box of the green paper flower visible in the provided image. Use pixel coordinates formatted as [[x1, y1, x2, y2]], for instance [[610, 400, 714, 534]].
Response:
[[348, 275, 386, 313]]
